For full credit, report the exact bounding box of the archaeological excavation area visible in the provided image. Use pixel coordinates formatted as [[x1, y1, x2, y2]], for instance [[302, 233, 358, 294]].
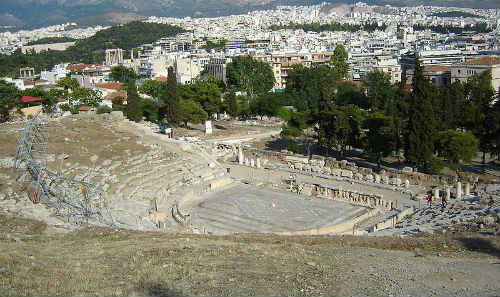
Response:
[[0, 111, 499, 239], [189, 184, 365, 234], [1, 111, 500, 297]]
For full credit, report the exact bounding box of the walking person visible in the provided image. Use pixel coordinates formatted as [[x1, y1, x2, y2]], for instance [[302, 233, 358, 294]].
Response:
[[441, 194, 447, 210], [427, 192, 433, 207]]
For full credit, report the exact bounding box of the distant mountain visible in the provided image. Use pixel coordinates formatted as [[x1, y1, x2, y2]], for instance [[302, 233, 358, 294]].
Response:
[[0, 0, 498, 30]]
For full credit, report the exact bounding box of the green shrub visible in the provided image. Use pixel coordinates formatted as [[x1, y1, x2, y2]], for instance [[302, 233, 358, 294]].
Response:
[[428, 155, 444, 175], [287, 141, 301, 154], [277, 107, 293, 121], [96, 105, 112, 114], [97, 105, 112, 114]]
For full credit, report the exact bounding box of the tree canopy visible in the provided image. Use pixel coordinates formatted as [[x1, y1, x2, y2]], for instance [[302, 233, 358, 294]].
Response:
[[179, 99, 208, 128], [226, 55, 275, 98], [110, 66, 137, 83], [404, 58, 437, 169], [437, 130, 479, 170], [126, 79, 142, 122], [330, 44, 349, 80], [0, 80, 21, 122]]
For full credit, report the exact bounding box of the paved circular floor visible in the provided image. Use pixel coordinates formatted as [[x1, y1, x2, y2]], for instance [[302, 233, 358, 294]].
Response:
[[191, 183, 365, 233]]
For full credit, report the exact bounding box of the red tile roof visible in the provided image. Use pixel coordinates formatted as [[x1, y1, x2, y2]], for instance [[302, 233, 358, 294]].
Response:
[[155, 76, 168, 82], [57, 98, 67, 103], [66, 64, 102, 71], [78, 106, 92, 111], [19, 96, 42, 103], [463, 56, 500, 66], [423, 65, 451, 72], [95, 82, 123, 91]]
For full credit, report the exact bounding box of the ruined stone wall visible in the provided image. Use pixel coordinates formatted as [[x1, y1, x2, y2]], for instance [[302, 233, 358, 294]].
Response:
[[229, 146, 481, 188], [297, 182, 393, 211]]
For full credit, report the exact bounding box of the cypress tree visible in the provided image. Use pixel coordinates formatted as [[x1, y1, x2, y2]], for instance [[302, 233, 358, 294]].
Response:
[[225, 89, 239, 118], [404, 58, 437, 169], [166, 66, 180, 126], [126, 79, 142, 122]]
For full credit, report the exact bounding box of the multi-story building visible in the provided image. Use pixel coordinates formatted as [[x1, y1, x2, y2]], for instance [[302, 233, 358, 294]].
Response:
[[451, 56, 500, 92], [270, 51, 333, 90], [205, 57, 232, 83], [372, 55, 402, 84], [423, 65, 451, 87]]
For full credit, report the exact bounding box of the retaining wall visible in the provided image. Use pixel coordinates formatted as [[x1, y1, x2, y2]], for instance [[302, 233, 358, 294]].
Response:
[[297, 182, 393, 211], [369, 207, 415, 232]]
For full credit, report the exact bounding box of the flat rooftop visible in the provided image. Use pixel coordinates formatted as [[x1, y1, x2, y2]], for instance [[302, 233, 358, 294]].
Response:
[[190, 184, 365, 233]]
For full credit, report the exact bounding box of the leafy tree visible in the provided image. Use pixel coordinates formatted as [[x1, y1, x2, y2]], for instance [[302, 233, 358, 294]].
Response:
[[270, 22, 386, 33], [281, 111, 312, 140], [224, 89, 238, 118], [316, 106, 351, 156], [68, 88, 103, 107], [203, 39, 226, 51], [277, 106, 293, 121], [138, 79, 166, 99], [226, 55, 275, 98], [192, 81, 221, 117], [334, 81, 369, 109], [126, 79, 142, 122], [286, 64, 338, 113], [405, 58, 437, 170], [57, 77, 79, 93], [21, 87, 45, 98], [464, 70, 496, 163], [141, 99, 158, 121], [179, 99, 208, 128], [364, 113, 396, 168], [386, 79, 410, 162], [178, 81, 222, 118], [316, 104, 364, 157], [437, 81, 466, 131], [330, 44, 349, 80], [0, 80, 21, 122], [363, 70, 394, 111], [437, 130, 479, 171], [25, 37, 76, 46], [110, 66, 137, 83], [42, 89, 65, 113], [250, 93, 279, 119], [237, 95, 251, 119], [489, 96, 500, 161]]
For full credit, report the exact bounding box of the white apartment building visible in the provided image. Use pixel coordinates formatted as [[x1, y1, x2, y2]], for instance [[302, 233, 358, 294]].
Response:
[[451, 56, 500, 93]]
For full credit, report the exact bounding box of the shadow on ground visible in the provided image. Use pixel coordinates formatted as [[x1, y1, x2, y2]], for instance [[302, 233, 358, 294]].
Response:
[[457, 237, 500, 257], [136, 281, 183, 297]]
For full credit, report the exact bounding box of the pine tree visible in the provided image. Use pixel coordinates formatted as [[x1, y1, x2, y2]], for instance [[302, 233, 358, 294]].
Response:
[[166, 66, 181, 126], [404, 58, 437, 170], [126, 79, 142, 122]]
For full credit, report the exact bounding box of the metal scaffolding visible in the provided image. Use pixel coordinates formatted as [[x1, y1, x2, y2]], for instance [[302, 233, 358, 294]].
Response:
[[13, 111, 114, 225]]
